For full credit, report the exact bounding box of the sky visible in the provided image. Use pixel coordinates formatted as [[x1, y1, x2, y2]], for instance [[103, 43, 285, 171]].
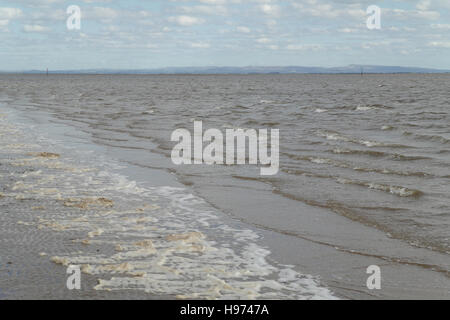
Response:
[[0, 0, 449, 71]]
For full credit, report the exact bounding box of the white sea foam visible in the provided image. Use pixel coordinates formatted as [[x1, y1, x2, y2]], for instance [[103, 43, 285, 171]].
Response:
[[0, 109, 337, 300]]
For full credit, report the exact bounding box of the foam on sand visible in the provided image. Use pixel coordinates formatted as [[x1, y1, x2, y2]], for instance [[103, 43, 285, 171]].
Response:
[[0, 110, 337, 300]]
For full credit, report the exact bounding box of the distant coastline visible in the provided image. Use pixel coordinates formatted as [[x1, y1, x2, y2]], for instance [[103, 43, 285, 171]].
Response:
[[2, 65, 449, 75]]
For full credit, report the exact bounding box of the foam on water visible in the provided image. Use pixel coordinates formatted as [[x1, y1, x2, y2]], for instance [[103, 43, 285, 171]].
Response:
[[0, 109, 336, 300]]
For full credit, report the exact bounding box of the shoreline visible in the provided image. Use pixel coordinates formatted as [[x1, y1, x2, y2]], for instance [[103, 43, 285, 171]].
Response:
[[1, 97, 449, 299], [0, 103, 337, 300]]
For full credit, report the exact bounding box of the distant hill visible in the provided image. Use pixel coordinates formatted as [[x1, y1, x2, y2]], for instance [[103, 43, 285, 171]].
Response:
[[4, 65, 450, 74]]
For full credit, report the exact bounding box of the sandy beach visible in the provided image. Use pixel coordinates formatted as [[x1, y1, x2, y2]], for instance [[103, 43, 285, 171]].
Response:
[[0, 101, 336, 300]]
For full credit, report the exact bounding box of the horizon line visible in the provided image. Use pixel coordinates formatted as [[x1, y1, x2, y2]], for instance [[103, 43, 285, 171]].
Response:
[[1, 64, 449, 75]]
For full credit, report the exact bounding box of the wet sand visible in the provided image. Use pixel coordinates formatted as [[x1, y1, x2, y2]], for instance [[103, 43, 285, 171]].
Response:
[[0, 106, 336, 300]]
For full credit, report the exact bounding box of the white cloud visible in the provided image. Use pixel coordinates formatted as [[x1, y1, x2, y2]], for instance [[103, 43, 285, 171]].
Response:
[[260, 4, 280, 16], [23, 24, 50, 32], [198, 0, 227, 4], [180, 5, 228, 15], [168, 15, 204, 26], [286, 44, 322, 51], [428, 41, 450, 48], [89, 7, 118, 19], [236, 26, 251, 33], [0, 7, 22, 19], [0, 19, 9, 32], [190, 42, 211, 48], [338, 28, 358, 33], [416, 0, 431, 11], [256, 37, 271, 43], [386, 8, 440, 21], [291, 2, 364, 19], [431, 24, 450, 30]]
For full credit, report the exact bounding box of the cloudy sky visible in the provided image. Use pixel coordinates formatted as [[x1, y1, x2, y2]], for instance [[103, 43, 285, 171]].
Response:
[[0, 0, 449, 70]]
